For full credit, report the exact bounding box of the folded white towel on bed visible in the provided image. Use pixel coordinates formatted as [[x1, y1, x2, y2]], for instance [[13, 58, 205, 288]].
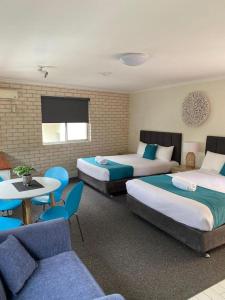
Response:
[[95, 156, 108, 165], [172, 176, 197, 192]]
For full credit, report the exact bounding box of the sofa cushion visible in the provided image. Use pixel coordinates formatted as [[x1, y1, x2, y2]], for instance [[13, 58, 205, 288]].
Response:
[[0, 235, 37, 295], [14, 251, 105, 300], [0, 220, 72, 261]]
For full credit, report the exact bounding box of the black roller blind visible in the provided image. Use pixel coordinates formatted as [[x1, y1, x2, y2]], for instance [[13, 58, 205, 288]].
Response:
[[41, 96, 90, 123]]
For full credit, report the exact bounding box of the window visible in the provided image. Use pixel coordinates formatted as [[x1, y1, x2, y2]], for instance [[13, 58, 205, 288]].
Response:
[[42, 122, 89, 144], [41, 96, 90, 144]]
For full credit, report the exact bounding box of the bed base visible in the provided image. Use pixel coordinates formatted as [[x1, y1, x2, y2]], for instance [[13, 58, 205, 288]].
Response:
[[78, 169, 170, 196], [127, 195, 225, 256], [78, 170, 130, 195]]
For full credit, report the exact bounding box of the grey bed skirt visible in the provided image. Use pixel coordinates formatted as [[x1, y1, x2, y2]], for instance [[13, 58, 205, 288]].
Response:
[[127, 195, 225, 255], [78, 169, 130, 195]]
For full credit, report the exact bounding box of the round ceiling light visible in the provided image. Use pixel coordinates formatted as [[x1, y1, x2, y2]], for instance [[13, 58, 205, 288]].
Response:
[[119, 53, 149, 66]]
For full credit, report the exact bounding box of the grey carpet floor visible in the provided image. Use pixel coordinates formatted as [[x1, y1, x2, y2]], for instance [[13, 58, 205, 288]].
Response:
[[14, 181, 225, 300]]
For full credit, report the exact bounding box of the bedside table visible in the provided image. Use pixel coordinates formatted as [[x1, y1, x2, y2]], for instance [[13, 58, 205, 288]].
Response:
[[171, 165, 197, 173]]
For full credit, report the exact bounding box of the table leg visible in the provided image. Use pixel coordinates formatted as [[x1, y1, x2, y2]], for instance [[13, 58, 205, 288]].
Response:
[[22, 199, 32, 225], [50, 192, 56, 207]]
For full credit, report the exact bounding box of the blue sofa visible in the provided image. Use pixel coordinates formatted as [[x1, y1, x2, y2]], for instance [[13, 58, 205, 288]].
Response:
[[0, 219, 124, 300]]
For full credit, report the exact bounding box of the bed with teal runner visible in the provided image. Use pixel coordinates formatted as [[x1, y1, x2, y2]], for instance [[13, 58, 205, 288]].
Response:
[[140, 175, 225, 228], [81, 157, 134, 181]]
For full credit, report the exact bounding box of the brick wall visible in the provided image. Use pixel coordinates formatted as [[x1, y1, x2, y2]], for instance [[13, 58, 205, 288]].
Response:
[[0, 81, 129, 177]]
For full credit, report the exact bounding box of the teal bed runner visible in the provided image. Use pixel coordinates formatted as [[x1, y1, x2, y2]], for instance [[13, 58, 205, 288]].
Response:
[[81, 157, 134, 181], [140, 175, 225, 228]]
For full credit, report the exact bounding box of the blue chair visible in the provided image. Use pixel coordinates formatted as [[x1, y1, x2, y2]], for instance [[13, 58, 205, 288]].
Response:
[[0, 216, 23, 231], [0, 177, 22, 213], [32, 166, 69, 209], [39, 181, 84, 241]]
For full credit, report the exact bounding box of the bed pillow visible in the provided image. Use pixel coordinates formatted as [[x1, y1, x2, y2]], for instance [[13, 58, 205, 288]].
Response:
[[0, 235, 37, 295], [156, 145, 174, 161], [143, 144, 158, 160], [220, 163, 225, 176], [201, 151, 225, 173], [137, 141, 147, 156]]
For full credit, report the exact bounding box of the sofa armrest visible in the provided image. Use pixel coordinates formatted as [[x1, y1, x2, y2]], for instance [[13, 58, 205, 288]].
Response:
[[94, 294, 125, 300], [0, 219, 72, 259]]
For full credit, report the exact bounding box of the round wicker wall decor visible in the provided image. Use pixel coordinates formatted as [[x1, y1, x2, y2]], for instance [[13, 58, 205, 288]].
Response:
[[182, 91, 210, 127]]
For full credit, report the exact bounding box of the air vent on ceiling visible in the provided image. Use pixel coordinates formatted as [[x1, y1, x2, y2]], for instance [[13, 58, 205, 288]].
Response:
[[0, 89, 18, 100]]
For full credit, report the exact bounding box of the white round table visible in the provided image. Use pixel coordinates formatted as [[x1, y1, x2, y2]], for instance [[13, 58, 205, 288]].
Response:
[[0, 177, 61, 225]]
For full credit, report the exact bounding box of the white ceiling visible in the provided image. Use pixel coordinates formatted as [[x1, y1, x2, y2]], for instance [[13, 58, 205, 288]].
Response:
[[1, 0, 225, 92]]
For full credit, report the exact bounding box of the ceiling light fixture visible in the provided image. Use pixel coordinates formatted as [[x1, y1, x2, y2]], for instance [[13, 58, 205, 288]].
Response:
[[38, 65, 55, 79], [119, 53, 149, 66]]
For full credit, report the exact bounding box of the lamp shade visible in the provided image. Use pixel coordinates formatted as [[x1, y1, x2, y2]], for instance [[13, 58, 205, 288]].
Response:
[[183, 142, 201, 153]]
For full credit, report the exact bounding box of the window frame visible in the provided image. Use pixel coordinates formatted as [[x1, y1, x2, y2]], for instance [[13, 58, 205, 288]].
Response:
[[42, 122, 90, 145]]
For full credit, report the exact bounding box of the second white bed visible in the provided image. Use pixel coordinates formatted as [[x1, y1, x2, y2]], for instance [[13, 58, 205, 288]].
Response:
[[126, 169, 225, 231]]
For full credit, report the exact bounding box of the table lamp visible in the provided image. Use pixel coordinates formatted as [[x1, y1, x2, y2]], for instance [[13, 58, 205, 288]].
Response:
[[183, 142, 201, 168]]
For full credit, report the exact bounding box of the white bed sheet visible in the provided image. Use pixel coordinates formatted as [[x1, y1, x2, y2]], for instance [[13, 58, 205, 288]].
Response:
[[77, 154, 178, 181], [126, 169, 225, 231]]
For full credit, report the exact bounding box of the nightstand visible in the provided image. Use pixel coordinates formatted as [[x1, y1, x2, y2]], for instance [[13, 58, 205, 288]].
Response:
[[171, 165, 197, 173]]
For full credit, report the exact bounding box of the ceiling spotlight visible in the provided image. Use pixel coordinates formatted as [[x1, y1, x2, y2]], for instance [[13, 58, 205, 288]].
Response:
[[38, 65, 55, 79], [119, 53, 149, 66]]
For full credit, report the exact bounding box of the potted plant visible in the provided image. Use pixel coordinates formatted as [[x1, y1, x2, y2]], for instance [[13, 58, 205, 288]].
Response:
[[13, 166, 34, 186]]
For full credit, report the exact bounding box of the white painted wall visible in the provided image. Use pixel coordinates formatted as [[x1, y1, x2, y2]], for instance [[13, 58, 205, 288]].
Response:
[[129, 79, 225, 166]]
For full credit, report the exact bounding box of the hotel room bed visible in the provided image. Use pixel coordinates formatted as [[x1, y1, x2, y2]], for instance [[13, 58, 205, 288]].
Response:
[[126, 136, 225, 256], [77, 154, 178, 181], [77, 130, 182, 195]]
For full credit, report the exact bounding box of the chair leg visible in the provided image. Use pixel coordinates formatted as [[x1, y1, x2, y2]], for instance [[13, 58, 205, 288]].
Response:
[[75, 214, 84, 242], [43, 204, 46, 212]]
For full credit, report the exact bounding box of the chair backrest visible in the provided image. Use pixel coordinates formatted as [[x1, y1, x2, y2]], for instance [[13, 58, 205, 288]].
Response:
[[65, 181, 84, 218], [44, 167, 69, 202]]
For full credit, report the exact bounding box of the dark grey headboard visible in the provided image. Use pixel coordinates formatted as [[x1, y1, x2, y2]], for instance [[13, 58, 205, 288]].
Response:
[[140, 130, 182, 163], [206, 136, 225, 154]]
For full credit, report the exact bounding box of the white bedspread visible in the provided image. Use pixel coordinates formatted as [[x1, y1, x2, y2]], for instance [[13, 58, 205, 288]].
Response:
[[77, 154, 178, 181], [126, 170, 225, 231]]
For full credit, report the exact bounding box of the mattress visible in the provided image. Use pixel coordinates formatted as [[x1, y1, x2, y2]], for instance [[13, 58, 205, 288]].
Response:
[[126, 169, 225, 231], [77, 154, 178, 181]]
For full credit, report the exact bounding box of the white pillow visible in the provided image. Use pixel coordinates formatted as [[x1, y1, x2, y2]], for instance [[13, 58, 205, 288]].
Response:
[[137, 142, 147, 156], [156, 145, 174, 161], [201, 151, 225, 173]]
